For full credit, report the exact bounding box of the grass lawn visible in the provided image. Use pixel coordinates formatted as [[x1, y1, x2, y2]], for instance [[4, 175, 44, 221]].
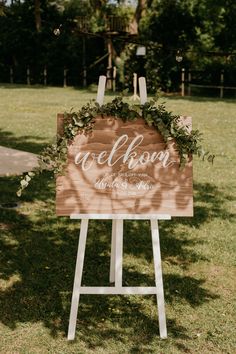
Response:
[[0, 84, 236, 354]]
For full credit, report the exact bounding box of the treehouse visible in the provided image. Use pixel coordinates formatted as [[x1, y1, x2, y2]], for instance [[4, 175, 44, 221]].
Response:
[[76, 15, 137, 89]]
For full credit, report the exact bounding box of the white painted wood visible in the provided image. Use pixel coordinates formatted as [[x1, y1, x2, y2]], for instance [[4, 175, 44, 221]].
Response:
[[130, 73, 140, 101], [109, 220, 116, 283], [136, 46, 146, 56], [139, 77, 147, 104], [151, 219, 167, 339], [67, 219, 89, 340], [134, 73, 138, 96], [115, 219, 123, 287], [70, 214, 171, 220], [78, 287, 157, 294], [96, 75, 106, 106]]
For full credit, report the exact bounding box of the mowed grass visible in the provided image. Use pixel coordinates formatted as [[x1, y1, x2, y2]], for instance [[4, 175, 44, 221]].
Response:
[[0, 84, 236, 354]]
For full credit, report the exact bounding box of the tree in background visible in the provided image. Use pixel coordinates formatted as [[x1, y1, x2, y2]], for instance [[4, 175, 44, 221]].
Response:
[[124, 0, 236, 92], [0, 0, 235, 91], [0, 0, 106, 85], [185, 0, 236, 89], [0, 0, 6, 16], [124, 0, 198, 91]]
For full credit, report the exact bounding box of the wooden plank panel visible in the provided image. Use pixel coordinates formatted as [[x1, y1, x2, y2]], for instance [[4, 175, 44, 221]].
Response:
[[56, 116, 193, 216]]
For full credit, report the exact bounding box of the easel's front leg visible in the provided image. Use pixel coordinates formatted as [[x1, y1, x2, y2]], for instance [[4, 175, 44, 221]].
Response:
[[67, 219, 89, 340], [115, 219, 123, 288], [109, 220, 116, 283], [151, 219, 167, 339], [110, 219, 123, 287]]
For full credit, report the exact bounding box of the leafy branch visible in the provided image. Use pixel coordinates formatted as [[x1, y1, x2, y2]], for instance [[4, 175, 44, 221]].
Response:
[[17, 97, 214, 196]]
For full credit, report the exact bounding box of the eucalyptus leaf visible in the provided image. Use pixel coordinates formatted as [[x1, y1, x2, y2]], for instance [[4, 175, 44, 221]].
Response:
[[16, 190, 22, 197], [25, 175, 31, 182], [20, 180, 28, 187]]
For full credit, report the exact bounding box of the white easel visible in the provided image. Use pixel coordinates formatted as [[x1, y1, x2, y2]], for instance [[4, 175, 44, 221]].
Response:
[[67, 76, 170, 340]]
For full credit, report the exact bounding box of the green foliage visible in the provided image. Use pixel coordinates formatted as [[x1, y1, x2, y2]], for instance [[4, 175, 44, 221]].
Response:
[[122, 0, 236, 92], [1, 0, 236, 90], [17, 96, 214, 196], [0, 0, 105, 85], [140, 0, 197, 49]]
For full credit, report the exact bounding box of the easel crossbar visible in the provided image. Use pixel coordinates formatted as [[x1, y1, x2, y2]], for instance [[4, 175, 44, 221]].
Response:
[[78, 286, 158, 295]]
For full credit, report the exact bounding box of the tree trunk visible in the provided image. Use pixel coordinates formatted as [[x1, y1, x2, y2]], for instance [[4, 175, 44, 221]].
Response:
[[34, 0, 41, 32], [129, 0, 146, 35]]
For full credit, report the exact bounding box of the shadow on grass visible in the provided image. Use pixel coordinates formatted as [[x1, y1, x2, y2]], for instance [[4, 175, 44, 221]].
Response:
[[0, 175, 233, 351], [0, 128, 48, 154]]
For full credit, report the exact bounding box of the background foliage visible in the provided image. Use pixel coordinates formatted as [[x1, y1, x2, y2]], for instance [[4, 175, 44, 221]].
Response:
[[0, 0, 235, 91]]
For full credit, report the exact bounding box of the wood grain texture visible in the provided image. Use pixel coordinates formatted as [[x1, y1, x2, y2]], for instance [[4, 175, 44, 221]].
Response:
[[56, 115, 193, 216]]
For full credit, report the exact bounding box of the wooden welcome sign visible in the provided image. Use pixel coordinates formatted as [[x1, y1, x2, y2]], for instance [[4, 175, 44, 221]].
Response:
[[56, 115, 193, 217]]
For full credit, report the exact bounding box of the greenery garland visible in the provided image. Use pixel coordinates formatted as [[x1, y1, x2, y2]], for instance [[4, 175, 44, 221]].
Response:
[[17, 97, 214, 197]]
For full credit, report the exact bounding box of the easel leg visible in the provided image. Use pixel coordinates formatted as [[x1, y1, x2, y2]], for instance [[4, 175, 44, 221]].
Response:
[[115, 219, 123, 288], [150, 219, 167, 339], [109, 220, 116, 283], [67, 219, 89, 340]]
